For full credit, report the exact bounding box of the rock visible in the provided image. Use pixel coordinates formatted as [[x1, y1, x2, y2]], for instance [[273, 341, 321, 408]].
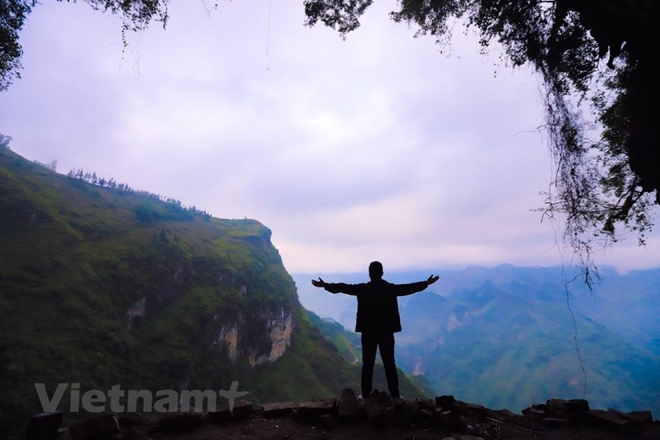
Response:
[[586, 409, 632, 429], [116, 414, 144, 428], [362, 399, 384, 426], [318, 414, 333, 430], [25, 412, 63, 440], [68, 414, 120, 440], [414, 408, 435, 426], [543, 417, 571, 428], [232, 400, 255, 419], [296, 398, 337, 421], [441, 436, 485, 440], [261, 401, 298, 418], [155, 412, 204, 433], [370, 389, 383, 401], [435, 395, 456, 410], [209, 400, 254, 422], [454, 400, 487, 423], [531, 403, 547, 411], [437, 408, 459, 430], [522, 406, 546, 420], [624, 410, 654, 425], [495, 409, 516, 417], [546, 398, 589, 416], [337, 388, 359, 422], [416, 398, 436, 411], [206, 405, 232, 424]]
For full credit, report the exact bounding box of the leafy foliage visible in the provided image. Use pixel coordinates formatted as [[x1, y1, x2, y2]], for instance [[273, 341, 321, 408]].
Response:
[[304, 0, 660, 282], [0, 147, 393, 436], [0, 0, 169, 90]]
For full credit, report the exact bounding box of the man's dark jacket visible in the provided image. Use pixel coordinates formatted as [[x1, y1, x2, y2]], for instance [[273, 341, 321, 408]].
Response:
[[323, 279, 428, 333]]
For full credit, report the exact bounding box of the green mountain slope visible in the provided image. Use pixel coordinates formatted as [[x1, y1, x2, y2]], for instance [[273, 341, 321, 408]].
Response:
[[396, 283, 660, 416], [0, 147, 423, 435]]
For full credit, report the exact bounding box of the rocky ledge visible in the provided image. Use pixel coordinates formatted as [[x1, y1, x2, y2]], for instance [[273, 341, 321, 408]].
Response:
[[22, 390, 659, 440]]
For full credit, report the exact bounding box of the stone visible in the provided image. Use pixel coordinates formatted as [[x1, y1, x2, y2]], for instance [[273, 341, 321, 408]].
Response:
[[155, 412, 204, 433], [209, 400, 254, 422], [362, 399, 384, 425], [296, 398, 337, 420], [318, 414, 333, 430], [338, 388, 359, 422], [496, 409, 516, 417], [625, 410, 654, 425], [543, 417, 571, 428], [415, 408, 435, 426], [206, 405, 232, 424], [586, 409, 631, 429], [441, 436, 485, 440], [435, 395, 456, 409], [68, 414, 120, 440], [25, 412, 63, 440], [416, 398, 436, 411], [437, 408, 459, 430], [522, 406, 546, 420], [466, 405, 487, 422], [234, 400, 255, 419], [261, 401, 298, 418], [607, 408, 645, 432], [546, 398, 589, 416], [116, 414, 144, 428]]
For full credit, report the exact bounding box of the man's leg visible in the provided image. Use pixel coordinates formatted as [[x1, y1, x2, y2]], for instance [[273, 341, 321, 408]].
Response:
[[378, 332, 400, 398], [361, 332, 377, 398]]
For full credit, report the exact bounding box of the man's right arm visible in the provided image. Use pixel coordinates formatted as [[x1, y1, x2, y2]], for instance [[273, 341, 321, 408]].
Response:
[[311, 278, 361, 296], [323, 283, 361, 296]]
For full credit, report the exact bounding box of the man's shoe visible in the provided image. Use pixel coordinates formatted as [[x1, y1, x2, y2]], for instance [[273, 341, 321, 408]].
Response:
[[392, 396, 405, 405]]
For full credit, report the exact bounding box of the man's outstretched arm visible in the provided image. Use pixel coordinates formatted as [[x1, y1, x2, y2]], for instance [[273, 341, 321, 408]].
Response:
[[311, 278, 361, 295], [395, 274, 440, 296], [311, 277, 326, 288]]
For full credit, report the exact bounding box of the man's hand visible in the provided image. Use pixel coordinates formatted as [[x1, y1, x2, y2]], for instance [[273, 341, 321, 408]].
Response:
[[311, 277, 326, 288], [426, 275, 439, 285]]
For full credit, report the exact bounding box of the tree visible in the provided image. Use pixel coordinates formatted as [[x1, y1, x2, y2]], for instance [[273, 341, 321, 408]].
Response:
[[0, 0, 169, 90], [305, 0, 660, 282], [0, 133, 11, 149]]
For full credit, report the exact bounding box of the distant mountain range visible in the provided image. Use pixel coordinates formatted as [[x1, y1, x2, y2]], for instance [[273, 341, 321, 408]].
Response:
[[294, 265, 660, 416]]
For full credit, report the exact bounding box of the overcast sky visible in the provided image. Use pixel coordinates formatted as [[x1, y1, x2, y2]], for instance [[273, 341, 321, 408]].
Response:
[[1, 0, 658, 274]]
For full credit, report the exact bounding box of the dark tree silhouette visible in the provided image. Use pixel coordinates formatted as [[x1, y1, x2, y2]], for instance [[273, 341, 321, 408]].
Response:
[[0, 0, 169, 90]]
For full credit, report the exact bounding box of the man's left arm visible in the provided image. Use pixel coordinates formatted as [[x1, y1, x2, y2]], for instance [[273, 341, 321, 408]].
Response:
[[395, 275, 440, 296]]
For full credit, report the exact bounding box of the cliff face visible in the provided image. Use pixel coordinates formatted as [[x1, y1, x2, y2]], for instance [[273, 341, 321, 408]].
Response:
[[212, 308, 293, 366], [0, 147, 366, 435]]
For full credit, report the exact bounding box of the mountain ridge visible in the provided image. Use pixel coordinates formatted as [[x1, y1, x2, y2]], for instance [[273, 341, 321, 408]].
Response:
[[0, 146, 425, 437]]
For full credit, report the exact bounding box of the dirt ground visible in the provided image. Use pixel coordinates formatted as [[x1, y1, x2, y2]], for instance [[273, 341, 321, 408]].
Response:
[[120, 398, 660, 440]]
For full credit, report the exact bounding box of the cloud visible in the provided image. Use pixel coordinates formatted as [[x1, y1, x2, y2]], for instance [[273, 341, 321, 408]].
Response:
[[1, 0, 658, 274]]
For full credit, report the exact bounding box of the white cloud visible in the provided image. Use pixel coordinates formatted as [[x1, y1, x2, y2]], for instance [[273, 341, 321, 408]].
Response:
[[1, 0, 658, 274]]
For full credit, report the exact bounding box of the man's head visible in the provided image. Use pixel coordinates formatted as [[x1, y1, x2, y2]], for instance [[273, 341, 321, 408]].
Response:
[[368, 261, 383, 281]]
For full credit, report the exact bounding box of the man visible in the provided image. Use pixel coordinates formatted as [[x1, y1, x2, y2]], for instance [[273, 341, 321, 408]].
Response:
[[311, 261, 439, 401]]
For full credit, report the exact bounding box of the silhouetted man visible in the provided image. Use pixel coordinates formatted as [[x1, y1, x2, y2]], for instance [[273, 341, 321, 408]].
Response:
[[312, 261, 439, 400]]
